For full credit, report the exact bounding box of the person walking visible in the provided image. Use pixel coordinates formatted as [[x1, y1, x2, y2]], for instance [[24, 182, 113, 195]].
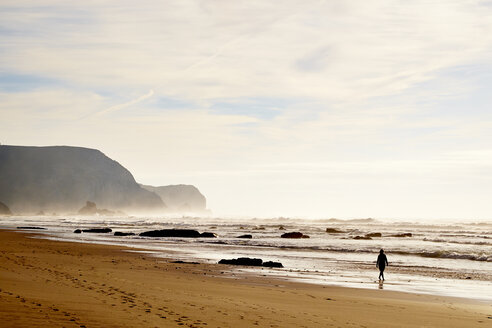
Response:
[[376, 249, 388, 281]]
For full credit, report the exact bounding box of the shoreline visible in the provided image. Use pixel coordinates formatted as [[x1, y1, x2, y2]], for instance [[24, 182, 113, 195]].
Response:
[[12, 224, 492, 302], [0, 229, 490, 327]]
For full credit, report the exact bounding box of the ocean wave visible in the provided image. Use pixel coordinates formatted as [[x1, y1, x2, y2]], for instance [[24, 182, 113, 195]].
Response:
[[439, 234, 491, 239], [418, 251, 492, 262], [195, 239, 491, 262], [4, 217, 491, 264], [321, 218, 378, 224], [423, 238, 492, 246]]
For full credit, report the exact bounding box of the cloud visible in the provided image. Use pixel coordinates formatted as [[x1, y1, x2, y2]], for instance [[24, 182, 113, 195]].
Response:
[[0, 89, 105, 121], [295, 45, 335, 72], [2, 1, 492, 102]]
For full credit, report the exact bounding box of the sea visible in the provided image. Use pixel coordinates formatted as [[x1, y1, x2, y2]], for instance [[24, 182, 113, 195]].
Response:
[[1, 215, 491, 302]]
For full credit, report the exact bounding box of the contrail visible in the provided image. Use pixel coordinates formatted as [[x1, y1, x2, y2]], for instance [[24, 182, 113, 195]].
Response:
[[183, 38, 239, 73], [95, 89, 154, 117]]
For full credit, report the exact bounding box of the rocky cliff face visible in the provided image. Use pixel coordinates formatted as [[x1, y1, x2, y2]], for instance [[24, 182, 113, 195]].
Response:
[[0, 145, 165, 213], [141, 184, 207, 213]]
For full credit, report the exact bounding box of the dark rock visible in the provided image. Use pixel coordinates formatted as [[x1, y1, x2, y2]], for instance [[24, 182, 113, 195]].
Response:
[[279, 226, 286, 230], [218, 258, 284, 268], [74, 229, 82, 233], [391, 233, 412, 237], [171, 260, 199, 264], [281, 232, 305, 239], [365, 232, 382, 238], [0, 201, 12, 215], [139, 229, 201, 238], [237, 234, 253, 239], [353, 235, 372, 240], [301, 235, 310, 239], [199, 232, 217, 238], [82, 228, 112, 233], [263, 261, 283, 268], [218, 257, 263, 266], [253, 226, 266, 230], [17, 226, 46, 230], [326, 228, 344, 233], [114, 232, 135, 236]]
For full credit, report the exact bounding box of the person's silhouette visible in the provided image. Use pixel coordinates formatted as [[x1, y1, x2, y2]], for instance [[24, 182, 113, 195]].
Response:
[[376, 249, 388, 281]]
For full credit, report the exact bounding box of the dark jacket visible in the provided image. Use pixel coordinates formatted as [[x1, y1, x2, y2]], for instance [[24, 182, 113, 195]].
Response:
[[377, 254, 388, 269]]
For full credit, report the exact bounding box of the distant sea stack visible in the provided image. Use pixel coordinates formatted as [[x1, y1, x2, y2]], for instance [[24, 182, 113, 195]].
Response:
[[0, 145, 165, 213], [141, 184, 207, 213]]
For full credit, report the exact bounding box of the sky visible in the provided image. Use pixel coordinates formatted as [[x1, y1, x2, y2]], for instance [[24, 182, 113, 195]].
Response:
[[1, 0, 492, 220]]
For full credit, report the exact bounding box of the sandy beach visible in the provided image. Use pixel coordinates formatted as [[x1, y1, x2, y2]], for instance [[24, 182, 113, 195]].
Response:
[[0, 229, 490, 328]]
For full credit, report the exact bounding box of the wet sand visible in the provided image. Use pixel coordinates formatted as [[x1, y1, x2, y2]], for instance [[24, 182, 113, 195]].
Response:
[[0, 229, 490, 327]]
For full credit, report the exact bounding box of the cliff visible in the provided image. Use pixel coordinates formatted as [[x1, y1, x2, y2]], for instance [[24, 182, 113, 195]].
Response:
[[0, 145, 165, 213], [141, 184, 207, 213]]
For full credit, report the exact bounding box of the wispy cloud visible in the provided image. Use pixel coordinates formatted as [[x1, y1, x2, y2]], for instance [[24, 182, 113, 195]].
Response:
[[2, 1, 491, 102]]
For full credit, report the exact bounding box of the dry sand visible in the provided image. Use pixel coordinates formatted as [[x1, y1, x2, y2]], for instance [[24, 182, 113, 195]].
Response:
[[0, 229, 490, 327]]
